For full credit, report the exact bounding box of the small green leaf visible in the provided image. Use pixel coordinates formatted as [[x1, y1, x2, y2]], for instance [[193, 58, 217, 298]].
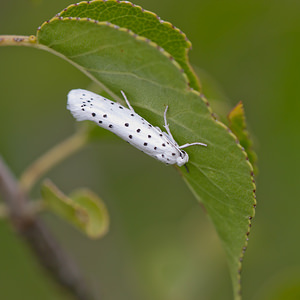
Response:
[[228, 101, 258, 174], [69, 188, 109, 238], [41, 180, 109, 239]]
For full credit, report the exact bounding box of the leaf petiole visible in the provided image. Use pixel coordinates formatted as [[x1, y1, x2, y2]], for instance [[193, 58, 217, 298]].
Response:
[[20, 129, 88, 193]]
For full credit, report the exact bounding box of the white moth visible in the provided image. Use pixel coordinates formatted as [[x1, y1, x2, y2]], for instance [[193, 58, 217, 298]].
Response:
[[67, 89, 207, 167]]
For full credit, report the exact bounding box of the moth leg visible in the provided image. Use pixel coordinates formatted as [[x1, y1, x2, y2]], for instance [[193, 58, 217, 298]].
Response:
[[163, 106, 207, 149], [120, 90, 135, 112], [163, 105, 177, 144]]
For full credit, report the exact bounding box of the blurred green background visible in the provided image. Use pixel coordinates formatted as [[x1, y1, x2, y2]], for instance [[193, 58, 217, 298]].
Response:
[[1, 0, 300, 299]]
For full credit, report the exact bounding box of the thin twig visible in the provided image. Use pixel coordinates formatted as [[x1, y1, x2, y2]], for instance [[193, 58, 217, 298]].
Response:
[[0, 156, 94, 300], [0, 35, 37, 47]]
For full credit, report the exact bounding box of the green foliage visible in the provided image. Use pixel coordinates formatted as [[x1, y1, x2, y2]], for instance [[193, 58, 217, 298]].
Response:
[[35, 2, 256, 298], [0, 1, 257, 298], [59, 0, 200, 91], [228, 101, 257, 174], [41, 179, 109, 238]]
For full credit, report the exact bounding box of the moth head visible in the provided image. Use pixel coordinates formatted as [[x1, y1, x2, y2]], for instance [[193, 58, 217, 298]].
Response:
[[176, 150, 189, 167]]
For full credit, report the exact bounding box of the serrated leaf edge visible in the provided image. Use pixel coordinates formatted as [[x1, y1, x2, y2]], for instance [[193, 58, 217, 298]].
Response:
[[39, 0, 200, 90], [198, 92, 257, 299], [36, 15, 256, 299], [36, 16, 191, 100], [56, 0, 192, 48]]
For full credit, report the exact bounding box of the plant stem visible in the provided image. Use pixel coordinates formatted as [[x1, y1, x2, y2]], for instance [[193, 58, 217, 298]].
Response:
[[0, 156, 94, 300], [20, 130, 88, 193], [0, 35, 37, 47]]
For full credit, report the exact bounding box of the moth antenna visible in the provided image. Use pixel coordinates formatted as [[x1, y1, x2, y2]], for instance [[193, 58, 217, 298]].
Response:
[[184, 164, 189, 173]]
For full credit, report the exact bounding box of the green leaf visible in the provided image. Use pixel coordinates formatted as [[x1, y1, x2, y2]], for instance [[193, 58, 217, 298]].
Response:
[[228, 101, 258, 174], [58, 0, 200, 91], [36, 2, 256, 298], [41, 179, 109, 239]]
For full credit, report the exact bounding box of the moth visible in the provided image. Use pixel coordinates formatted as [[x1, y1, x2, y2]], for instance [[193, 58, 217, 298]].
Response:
[[67, 89, 207, 167]]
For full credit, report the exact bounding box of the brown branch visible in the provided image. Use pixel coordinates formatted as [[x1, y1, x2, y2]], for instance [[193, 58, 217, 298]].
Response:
[[0, 156, 95, 300]]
